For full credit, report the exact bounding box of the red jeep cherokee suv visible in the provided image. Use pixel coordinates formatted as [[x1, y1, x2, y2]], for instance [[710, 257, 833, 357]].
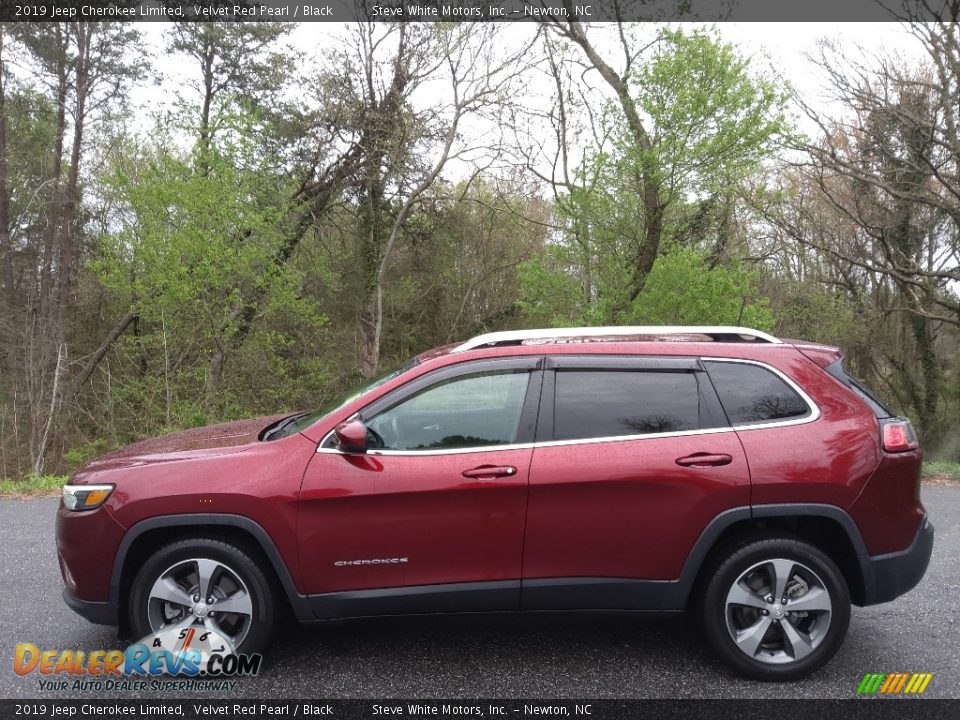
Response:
[[56, 326, 933, 680]]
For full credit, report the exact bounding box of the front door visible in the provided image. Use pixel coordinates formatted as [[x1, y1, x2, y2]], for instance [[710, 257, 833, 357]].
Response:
[[298, 358, 542, 615]]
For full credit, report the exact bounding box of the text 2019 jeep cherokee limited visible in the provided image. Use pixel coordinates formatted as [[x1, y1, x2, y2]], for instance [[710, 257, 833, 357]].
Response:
[[56, 326, 933, 680]]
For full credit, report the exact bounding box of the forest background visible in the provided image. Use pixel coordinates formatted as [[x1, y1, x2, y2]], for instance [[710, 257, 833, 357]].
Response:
[[2, 14, 959, 488]]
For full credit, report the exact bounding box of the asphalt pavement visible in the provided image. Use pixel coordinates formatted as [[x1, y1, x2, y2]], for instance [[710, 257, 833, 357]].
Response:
[[1, 487, 956, 699]]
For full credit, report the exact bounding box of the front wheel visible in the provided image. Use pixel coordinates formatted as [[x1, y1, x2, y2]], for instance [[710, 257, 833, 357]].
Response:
[[701, 537, 850, 680], [129, 538, 276, 654]]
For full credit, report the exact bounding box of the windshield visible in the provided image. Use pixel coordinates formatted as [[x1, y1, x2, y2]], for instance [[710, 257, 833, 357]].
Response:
[[263, 358, 419, 441]]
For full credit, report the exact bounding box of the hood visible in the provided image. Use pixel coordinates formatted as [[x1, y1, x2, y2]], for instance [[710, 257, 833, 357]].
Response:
[[80, 414, 289, 472]]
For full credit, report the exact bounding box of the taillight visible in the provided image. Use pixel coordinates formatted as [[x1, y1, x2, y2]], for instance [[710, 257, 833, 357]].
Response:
[[881, 418, 919, 453]]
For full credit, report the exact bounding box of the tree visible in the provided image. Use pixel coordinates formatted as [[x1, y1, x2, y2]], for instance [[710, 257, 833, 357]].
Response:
[[0, 25, 13, 357], [790, 39, 960, 324], [624, 246, 773, 327], [164, 22, 304, 407], [95, 114, 329, 430], [541, 20, 788, 307], [763, 31, 960, 444], [166, 22, 294, 154], [525, 25, 788, 324], [378, 176, 550, 357], [0, 22, 141, 473], [349, 23, 533, 376]]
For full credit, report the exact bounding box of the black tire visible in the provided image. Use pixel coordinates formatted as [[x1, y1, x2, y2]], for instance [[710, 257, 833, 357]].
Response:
[[129, 537, 276, 655], [701, 537, 850, 681]]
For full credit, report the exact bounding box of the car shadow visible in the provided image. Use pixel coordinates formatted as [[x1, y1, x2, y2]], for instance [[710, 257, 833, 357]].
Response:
[[259, 611, 727, 697]]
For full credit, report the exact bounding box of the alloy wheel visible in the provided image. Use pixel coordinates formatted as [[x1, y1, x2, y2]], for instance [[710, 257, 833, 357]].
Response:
[[724, 557, 833, 665], [147, 557, 254, 648]]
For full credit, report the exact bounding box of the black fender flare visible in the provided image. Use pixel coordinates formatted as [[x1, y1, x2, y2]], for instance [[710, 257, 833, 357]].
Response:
[[663, 503, 873, 609], [109, 513, 314, 623]]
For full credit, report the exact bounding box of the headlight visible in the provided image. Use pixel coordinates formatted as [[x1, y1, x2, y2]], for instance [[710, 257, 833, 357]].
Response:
[[62, 484, 114, 511]]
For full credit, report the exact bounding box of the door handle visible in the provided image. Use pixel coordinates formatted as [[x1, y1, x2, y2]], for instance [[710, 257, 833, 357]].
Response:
[[675, 453, 733, 468], [461, 465, 518, 479]]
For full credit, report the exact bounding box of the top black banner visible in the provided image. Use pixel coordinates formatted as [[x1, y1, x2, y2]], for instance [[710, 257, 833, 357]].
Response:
[[2, 0, 958, 22]]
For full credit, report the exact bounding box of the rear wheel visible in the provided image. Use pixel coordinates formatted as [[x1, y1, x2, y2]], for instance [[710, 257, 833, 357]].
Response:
[[129, 538, 276, 654], [701, 537, 850, 680]]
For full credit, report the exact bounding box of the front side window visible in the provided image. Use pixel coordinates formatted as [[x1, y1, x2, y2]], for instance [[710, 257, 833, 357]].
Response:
[[704, 361, 810, 425], [553, 370, 702, 441], [366, 371, 531, 451], [265, 358, 418, 441]]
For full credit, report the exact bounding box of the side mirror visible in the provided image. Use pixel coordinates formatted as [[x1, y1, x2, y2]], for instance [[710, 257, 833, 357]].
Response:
[[334, 418, 368, 453]]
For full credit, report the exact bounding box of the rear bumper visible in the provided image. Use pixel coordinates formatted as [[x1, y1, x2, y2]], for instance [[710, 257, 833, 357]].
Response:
[[859, 516, 934, 606], [62, 587, 117, 626]]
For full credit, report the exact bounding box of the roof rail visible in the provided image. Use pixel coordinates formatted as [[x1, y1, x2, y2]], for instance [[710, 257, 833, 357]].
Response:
[[451, 326, 781, 353]]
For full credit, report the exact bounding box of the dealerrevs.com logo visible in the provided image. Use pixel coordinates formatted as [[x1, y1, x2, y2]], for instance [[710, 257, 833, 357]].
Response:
[[856, 673, 934, 696], [13, 626, 261, 691]]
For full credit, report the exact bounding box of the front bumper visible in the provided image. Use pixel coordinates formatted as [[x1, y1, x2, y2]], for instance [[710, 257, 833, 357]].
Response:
[[56, 500, 126, 620], [62, 587, 117, 625], [859, 516, 934, 606]]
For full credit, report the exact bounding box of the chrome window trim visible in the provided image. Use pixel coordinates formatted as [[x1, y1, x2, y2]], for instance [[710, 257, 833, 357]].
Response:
[[316, 427, 740, 456], [316, 438, 536, 456], [314, 357, 820, 456], [531, 425, 736, 450]]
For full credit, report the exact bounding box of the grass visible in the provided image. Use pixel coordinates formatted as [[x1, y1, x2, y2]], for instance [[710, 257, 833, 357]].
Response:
[[0, 473, 67, 498], [922, 460, 960, 484]]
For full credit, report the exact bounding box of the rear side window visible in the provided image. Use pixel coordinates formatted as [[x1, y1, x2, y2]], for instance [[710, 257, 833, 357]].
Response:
[[704, 361, 810, 426], [553, 371, 701, 440]]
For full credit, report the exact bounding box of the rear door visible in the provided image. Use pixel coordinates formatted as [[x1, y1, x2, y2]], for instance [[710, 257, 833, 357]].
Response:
[[298, 357, 543, 609], [521, 355, 750, 603]]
